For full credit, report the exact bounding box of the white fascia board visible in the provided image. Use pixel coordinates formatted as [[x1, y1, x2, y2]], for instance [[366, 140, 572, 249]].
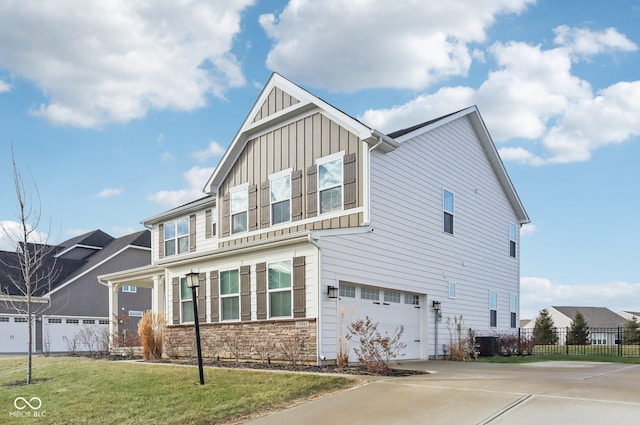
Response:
[[142, 195, 215, 227], [54, 244, 103, 258]]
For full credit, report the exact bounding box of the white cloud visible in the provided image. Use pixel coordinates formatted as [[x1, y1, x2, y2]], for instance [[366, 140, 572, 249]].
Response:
[[520, 277, 640, 320], [148, 165, 214, 208], [0, 220, 48, 251], [193, 141, 227, 162], [0, 79, 10, 93], [553, 25, 638, 58], [520, 223, 536, 236], [362, 27, 640, 166], [260, 0, 534, 91], [96, 188, 123, 198], [0, 0, 255, 128], [160, 151, 174, 162]]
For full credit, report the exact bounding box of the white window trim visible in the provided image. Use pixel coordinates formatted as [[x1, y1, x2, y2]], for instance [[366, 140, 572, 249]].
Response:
[[267, 259, 293, 319], [443, 188, 455, 235], [180, 277, 194, 324], [448, 282, 456, 299], [317, 151, 345, 215], [269, 168, 293, 226], [165, 217, 190, 256], [219, 269, 241, 322], [510, 294, 518, 328], [121, 285, 137, 293], [489, 290, 498, 328], [211, 207, 217, 237], [509, 222, 517, 258], [230, 183, 249, 234]]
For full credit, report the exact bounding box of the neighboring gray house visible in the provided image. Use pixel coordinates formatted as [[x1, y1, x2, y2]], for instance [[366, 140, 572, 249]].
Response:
[[523, 306, 627, 345], [0, 230, 151, 353], [100, 73, 529, 362]]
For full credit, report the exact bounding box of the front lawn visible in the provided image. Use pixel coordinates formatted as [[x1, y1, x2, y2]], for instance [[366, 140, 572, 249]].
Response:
[[0, 357, 356, 424]]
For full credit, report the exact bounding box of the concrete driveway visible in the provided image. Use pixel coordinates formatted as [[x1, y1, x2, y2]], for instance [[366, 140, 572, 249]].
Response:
[[245, 360, 640, 425]]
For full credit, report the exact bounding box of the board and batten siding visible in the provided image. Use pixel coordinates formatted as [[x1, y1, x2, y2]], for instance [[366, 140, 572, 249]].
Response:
[[219, 112, 363, 227], [318, 115, 521, 358]]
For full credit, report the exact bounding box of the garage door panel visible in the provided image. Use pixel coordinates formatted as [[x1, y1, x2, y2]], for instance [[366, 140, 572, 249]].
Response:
[[43, 317, 109, 353], [0, 316, 35, 353], [338, 286, 422, 360]]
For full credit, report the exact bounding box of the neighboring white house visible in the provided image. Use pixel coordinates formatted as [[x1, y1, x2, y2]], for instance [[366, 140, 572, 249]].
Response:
[[99, 73, 529, 363], [619, 311, 640, 322], [523, 306, 628, 346]]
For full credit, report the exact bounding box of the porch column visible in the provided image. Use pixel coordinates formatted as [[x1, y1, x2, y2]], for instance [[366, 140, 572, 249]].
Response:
[[152, 275, 166, 315], [108, 281, 120, 349]]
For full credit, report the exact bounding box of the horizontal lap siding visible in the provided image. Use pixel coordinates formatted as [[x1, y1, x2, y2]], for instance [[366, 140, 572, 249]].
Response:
[[319, 116, 521, 357]]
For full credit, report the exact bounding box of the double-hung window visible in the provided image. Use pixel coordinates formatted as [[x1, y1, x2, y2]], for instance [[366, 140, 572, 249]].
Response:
[[230, 186, 248, 234], [180, 277, 194, 323], [489, 291, 498, 327], [220, 270, 240, 321], [509, 223, 517, 258], [443, 189, 454, 234], [270, 170, 291, 225], [510, 295, 518, 328], [268, 260, 292, 318], [318, 154, 343, 214], [165, 217, 189, 256]]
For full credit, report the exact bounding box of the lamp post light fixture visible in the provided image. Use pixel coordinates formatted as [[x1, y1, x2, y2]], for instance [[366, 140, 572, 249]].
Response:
[[185, 271, 205, 385], [432, 300, 442, 359], [327, 285, 339, 299]]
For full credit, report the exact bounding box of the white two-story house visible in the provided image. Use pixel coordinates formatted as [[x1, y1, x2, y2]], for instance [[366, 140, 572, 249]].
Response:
[[99, 73, 529, 362]]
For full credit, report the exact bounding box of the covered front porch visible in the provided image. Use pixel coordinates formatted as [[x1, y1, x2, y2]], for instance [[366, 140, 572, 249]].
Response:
[[98, 265, 165, 349]]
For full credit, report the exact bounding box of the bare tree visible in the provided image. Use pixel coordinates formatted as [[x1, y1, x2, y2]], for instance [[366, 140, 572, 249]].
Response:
[[0, 143, 59, 384]]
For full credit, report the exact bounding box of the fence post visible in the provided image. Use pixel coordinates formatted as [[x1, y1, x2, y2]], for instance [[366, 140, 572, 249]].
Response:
[[518, 328, 521, 356], [618, 327, 622, 357], [566, 327, 569, 355]]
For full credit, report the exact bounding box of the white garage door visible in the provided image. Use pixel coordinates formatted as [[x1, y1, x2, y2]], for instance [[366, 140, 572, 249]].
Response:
[[42, 316, 109, 353], [0, 315, 35, 353], [338, 284, 423, 360]]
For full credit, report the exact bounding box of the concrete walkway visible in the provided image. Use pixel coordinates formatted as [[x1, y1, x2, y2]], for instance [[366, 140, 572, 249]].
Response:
[[245, 360, 640, 425]]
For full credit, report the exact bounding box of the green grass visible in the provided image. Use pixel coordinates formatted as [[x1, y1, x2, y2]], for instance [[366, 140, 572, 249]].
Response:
[[478, 354, 640, 364], [0, 357, 356, 424]]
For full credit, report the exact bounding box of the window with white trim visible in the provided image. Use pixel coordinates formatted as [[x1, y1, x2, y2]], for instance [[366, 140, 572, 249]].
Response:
[[83, 319, 96, 324], [211, 207, 217, 237], [405, 294, 420, 305], [361, 287, 379, 301], [121, 285, 137, 293], [443, 189, 454, 234], [230, 186, 248, 234], [270, 171, 291, 225], [66, 319, 79, 324], [339, 284, 355, 298], [164, 217, 189, 256], [489, 291, 498, 327], [448, 282, 456, 299], [268, 260, 292, 318], [180, 277, 194, 323], [318, 154, 343, 214], [220, 269, 240, 321], [384, 290, 401, 303], [47, 318, 61, 324], [509, 223, 517, 258], [510, 295, 518, 328], [127, 312, 142, 318]]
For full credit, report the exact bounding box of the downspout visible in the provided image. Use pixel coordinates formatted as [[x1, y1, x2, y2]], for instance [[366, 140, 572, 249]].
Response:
[[362, 136, 384, 226], [307, 233, 324, 365]]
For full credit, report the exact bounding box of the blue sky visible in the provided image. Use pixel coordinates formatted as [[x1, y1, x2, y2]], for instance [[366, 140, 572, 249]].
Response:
[[1, 0, 639, 319]]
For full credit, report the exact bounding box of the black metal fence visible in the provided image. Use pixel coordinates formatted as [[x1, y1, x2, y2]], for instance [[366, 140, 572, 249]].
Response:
[[474, 327, 640, 358]]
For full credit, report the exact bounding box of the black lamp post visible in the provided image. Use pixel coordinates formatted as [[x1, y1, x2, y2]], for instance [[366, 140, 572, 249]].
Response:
[[432, 300, 442, 359], [185, 271, 205, 385]]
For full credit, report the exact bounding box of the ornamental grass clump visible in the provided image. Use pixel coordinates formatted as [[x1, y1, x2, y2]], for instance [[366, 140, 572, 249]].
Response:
[[138, 311, 165, 360]]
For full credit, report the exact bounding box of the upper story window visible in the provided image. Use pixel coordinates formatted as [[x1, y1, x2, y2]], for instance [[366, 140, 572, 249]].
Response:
[[230, 186, 248, 234], [318, 154, 343, 214], [443, 189, 454, 234], [165, 217, 189, 256], [268, 260, 292, 318], [220, 269, 240, 321], [509, 223, 517, 257], [270, 171, 291, 225], [121, 285, 137, 293], [210, 207, 217, 237]]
